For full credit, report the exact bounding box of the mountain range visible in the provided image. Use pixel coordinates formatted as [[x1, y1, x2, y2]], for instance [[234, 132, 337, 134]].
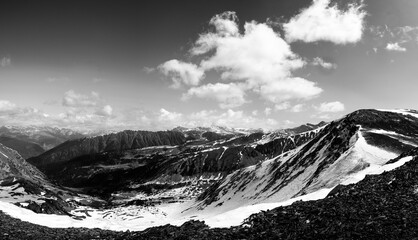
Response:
[[0, 109, 418, 239]]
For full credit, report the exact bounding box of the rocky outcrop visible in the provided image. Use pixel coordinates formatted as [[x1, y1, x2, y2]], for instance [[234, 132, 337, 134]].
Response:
[[0, 143, 45, 181]]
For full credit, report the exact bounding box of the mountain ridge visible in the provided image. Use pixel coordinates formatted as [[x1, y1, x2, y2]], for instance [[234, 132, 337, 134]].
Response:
[[1, 108, 418, 234]]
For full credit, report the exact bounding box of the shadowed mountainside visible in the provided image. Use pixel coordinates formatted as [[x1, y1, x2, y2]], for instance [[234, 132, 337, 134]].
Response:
[[0, 136, 45, 159]]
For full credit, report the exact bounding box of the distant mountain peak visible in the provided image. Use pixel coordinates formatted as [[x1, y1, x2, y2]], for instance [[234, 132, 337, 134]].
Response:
[[172, 125, 264, 135]]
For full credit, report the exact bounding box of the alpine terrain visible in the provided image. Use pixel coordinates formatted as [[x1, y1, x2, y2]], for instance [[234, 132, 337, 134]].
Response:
[[0, 109, 417, 239]]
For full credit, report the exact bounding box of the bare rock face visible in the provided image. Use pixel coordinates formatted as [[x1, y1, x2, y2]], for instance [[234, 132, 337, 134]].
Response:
[[0, 143, 45, 181]]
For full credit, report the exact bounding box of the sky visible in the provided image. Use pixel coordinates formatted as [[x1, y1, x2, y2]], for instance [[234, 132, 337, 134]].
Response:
[[1, 0, 418, 131]]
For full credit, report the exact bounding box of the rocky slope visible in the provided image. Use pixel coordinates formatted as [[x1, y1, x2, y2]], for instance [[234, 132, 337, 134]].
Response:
[[0, 143, 45, 180], [192, 109, 418, 214], [0, 143, 105, 217], [0, 148, 418, 239]]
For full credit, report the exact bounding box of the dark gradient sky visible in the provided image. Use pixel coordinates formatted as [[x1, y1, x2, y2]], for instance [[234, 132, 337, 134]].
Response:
[[0, 1, 311, 69], [0, 0, 418, 131]]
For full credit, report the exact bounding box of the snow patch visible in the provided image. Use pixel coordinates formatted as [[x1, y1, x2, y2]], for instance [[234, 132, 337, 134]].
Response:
[[342, 156, 413, 185], [0, 150, 9, 159], [377, 109, 418, 119]]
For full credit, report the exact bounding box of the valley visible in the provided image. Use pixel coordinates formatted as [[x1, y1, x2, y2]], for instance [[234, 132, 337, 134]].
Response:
[[0, 109, 418, 236]]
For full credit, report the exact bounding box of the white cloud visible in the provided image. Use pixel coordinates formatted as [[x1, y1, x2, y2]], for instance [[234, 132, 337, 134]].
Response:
[[275, 102, 291, 111], [312, 57, 337, 69], [0, 99, 115, 131], [0, 101, 53, 127], [264, 107, 272, 116], [194, 16, 305, 85], [371, 25, 418, 43], [0, 102, 282, 131], [0, 57, 11, 67], [202, 109, 279, 130], [0, 100, 17, 112], [176, 12, 322, 107], [158, 108, 183, 122], [209, 11, 239, 37], [182, 83, 246, 109], [316, 101, 345, 113], [159, 59, 205, 88], [369, 25, 418, 52], [143, 67, 155, 74], [283, 0, 366, 44], [62, 90, 101, 107], [385, 42, 407, 52], [259, 77, 322, 104], [284, 120, 295, 125], [136, 108, 282, 130], [290, 104, 305, 113], [96, 105, 113, 116]]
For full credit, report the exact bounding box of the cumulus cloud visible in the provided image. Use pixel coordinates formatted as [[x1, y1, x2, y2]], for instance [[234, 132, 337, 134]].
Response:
[[283, 0, 366, 44], [264, 107, 272, 116], [170, 11, 322, 107], [209, 11, 239, 37], [259, 77, 322, 104], [316, 101, 345, 113], [193, 15, 305, 84], [0, 98, 116, 131], [290, 104, 305, 113], [187, 109, 279, 130], [385, 42, 407, 52], [158, 108, 183, 122], [59, 90, 114, 127], [182, 83, 247, 109], [0, 57, 11, 67], [312, 57, 337, 69], [158, 59, 205, 88], [62, 90, 101, 107], [96, 105, 113, 116], [0, 100, 52, 126], [0, 100, 17, 112], [275, 102, 291, 111]]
